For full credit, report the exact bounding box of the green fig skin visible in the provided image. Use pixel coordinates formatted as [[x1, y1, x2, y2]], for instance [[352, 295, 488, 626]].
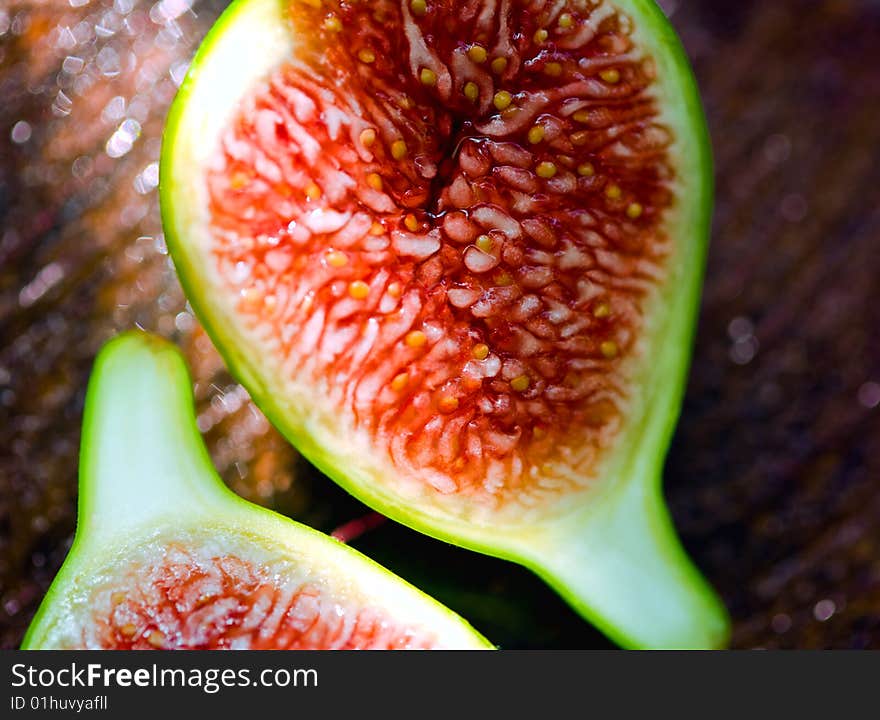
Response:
[[21, 331, 493, 650], [160, 0, 730, 649]]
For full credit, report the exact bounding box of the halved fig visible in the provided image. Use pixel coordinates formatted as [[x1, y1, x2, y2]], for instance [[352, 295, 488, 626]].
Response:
[[21, 332, 492, 650], [161, 0, 729, 647]]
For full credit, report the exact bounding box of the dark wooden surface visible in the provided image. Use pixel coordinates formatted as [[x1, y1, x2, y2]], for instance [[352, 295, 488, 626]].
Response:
[[1, 0, 879, 648]]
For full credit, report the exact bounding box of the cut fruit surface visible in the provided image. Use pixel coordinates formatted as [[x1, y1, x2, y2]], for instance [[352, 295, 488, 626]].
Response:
[[207, 0, 673, 515], [58, 539, 439, 650], [208, 0, 672, 511], [21, 332, 492, 650], [162, 0, 729, 648]]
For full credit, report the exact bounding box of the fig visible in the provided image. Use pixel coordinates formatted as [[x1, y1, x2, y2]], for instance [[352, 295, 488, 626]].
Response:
[[21, 332, 492, 650], [161, 0, 729, 648]]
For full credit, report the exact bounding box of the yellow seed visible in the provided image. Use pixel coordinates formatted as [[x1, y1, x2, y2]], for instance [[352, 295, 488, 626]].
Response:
[[404, 213, 419, 231], [600, 340, 619, 358], [593, 302, 611, 318], [527, 125, 545, 144], [241, 287, 262, 310], [605, 184, 622, 200], [558, 12, 574, 28], [438, 395, 460, 413], [358, 47, 376, 64], [147, 630, 166, 649], [239, 285, 263, 308], [194, 592, 217, 608], [405, 330, 427, 348], [360, 128, 377, 147], [327, 250, 348, 267], [536, 161, 557, 179], [305, 182, 322, 200], [600, 68, 621, 84], [398, 95, 414, 110], [493, 90, 512, 111], [391, 139, 408, 160], [626, 202, 643, 219], [467, 44, 488, 63], [387, 281, 402, 297], [120, 624, 137, 638], [370, 221, 385, 235], [533, 425, 546, 439], [410, 0, 427, 16], [476, 234, 493, 252], [349, 280, 370, 299], [322, 15, 342, 31], [111, 591, 126, 606], [572, 110, 590, 124], [490, 56, 508, 74], [366, 173, 383, 191], [577, 162, 594, 177], [533, 28, 548, 43], [510, 374, 530, 392], [463, 81, 479, 102], [570, 130, 589, 146], [495, 271, 513, 286], [544, 62, 562, 77], [472, 343, 490, 360], [391, 372, 409, 392], [420, 67, 437, 86], [230, 171, 251, 189]]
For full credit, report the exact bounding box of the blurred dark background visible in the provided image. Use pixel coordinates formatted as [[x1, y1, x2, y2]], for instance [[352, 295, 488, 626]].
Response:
[[2, 0, 879, 649]]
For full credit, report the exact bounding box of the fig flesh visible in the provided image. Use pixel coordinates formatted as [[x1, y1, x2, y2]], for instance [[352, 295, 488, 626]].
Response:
[[161, 0, 729, 648], [22, 332, 492, 650]]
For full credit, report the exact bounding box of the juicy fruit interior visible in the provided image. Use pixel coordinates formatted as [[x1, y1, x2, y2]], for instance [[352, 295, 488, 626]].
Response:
[[46, 530, 440, 650], [208, 0, 673, 514]]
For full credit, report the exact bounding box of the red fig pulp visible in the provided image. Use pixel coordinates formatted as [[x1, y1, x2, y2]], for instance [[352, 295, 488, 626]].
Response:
[[208, 0, 673, 509]]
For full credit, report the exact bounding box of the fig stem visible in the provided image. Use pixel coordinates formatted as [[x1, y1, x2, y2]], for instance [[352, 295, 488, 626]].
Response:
[[526, 476, 730, 650], [76, 331, 230, 543]]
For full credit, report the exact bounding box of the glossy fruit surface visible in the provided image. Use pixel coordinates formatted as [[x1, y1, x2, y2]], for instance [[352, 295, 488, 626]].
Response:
[[162, 0, 729, 648], [22, 332, 492, 650]]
